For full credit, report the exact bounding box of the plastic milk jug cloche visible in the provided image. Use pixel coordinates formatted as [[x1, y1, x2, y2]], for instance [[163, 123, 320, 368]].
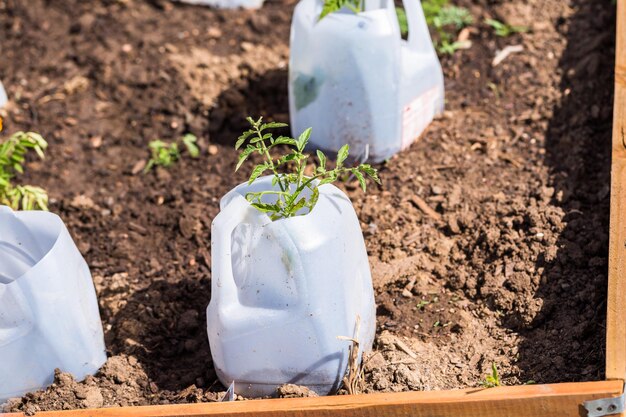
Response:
[[206, 176, 376, 397], [289, 0, 445, 163], [0, 206, 106, 403]]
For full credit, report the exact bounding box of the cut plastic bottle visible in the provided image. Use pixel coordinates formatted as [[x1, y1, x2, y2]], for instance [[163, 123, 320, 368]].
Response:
[[289, 0, 445, 163], [206, 176, 376, 397], [0, 80, 7, 109], [172, 0, 264, 9], [0, 206, 106, 403]]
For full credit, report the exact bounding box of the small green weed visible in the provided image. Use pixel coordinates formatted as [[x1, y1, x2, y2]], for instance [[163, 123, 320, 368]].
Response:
[[0, 125, 49, 211], [423, 0, 473, 55], [481, 363, 501, 388], [144, 133, 199, 173], [485, 18, 528, 37], [236, 117, 380, 221]]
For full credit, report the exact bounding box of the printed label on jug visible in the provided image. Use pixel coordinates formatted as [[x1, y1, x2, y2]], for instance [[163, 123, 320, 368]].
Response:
[[401, 87, 439, 150]]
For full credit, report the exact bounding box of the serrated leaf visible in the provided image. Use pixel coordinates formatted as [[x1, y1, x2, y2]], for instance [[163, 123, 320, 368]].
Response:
[[337, 144, 349, 167], [250, 202, 281, 213], [272, 136, 298, 147], [291, 197, 307, 214], [236, 145, 256, 171], [353, 169, 366, 192], [316, 150, 326, 170], [309, 187, 320, 210], [277, 153, 299, 165], [360, 164, 381, 183], [248, 163, 269, 184], [182, 134, 200, 157], [319, 177, 334, 186], [261, 122, 289, 130], [297, 128, 312, 152], [236, 129, 255, 149]]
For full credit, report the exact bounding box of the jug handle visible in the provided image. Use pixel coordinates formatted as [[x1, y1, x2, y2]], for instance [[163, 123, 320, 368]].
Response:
[[210, 194, 253, 308], [402, 0, 435, 54]]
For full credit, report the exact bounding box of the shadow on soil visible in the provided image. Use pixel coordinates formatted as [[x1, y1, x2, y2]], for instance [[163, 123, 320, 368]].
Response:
[[106, 68, 292, 394], [514, 1, 615, 383], [209, 68, 290, 146], [109, 277, 218, 391]]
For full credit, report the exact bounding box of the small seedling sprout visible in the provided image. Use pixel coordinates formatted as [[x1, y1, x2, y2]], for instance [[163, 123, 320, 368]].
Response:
[[0, 120, 49, 211], [485, 18, 528, 37], [481, 363, 502, 388], [235, 117, 380, 221], [144, 133, 199, 173]]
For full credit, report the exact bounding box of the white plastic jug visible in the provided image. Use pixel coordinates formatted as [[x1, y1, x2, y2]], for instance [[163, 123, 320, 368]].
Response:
[[173, 0, 264, 9], [206, 176, 376, 397], [289, 0, 444, 163], [0, 206, 106, 403], [0, 80, 7, 108]]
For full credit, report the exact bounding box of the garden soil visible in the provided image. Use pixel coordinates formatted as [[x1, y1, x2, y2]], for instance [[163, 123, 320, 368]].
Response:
[[0, 0, 616, 412]]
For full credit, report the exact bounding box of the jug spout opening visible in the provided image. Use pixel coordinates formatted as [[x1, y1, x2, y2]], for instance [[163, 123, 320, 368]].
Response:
[[0, 207, 63, 285]]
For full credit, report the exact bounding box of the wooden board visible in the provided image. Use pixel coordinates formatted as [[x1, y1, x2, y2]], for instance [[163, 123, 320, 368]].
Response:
[[607, 0, 626, 382], [1, 381, 622, 417]]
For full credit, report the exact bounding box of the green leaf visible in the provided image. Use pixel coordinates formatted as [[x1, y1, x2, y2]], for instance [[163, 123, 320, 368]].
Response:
[[319, 0, 362, 20], [296, 128, 312, 152], [182, 134, 200, 157], [353, 169, 366, 192], [337, 144, 349, 167], [291, 197, 307, 214], [360, 164, 381, 184], [272, 136, 298, 147], [316, 150, 327, 171], [250, 202, 281, 213], [236, 145, 256, 171], [261, 122, 289, 130], [309, 187, 320, 211], [246, 116, 259, 127], [248, 163, 269, 184], [277, 153, 299, 165], [236, 129, 255, 149]]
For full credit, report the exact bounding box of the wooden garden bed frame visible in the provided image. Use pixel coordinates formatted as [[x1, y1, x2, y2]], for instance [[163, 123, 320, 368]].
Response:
[[2, 2, 626, 417]]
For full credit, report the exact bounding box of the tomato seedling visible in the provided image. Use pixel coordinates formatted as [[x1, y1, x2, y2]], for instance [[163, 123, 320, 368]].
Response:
[[319, 0, 362, 20], [0, 125, 49, 211], [144, 133, 199, 173], [236, 117, 380, 221]]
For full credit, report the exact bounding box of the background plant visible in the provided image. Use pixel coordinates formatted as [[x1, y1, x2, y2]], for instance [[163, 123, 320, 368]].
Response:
[[320, 0, 472, 55], [319, 0, 362, 20], [485, 18, 528, 37], [144, 133, 199, 173], [426, 0, 473, 54], [0, 127, 49, 211], [236, 117, 380, 221]]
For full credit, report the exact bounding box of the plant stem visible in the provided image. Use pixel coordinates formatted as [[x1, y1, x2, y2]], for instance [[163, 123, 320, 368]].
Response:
[[255, 125, 286, 193]]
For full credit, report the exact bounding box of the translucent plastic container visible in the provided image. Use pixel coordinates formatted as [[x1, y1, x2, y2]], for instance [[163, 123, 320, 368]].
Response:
[[289, 0, 444, 163], [173, 0, 264, 9], [206, 176, 376, 397], [0, 80, 7, 108], [0, 206, 106, 403]]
